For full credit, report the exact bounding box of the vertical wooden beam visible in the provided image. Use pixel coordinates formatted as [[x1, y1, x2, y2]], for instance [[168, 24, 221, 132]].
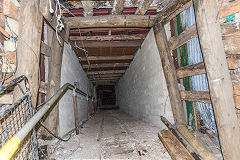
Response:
[[14, 0, 43, 106], [82, 1, 93, 17], [112, 0, 125, 14], [193, 0, 240, 159], [44, 29, 64, 135], [153, 21, 185, 124]]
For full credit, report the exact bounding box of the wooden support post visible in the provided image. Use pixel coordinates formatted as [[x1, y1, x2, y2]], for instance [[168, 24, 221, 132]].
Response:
[[72, 90, 79, 135], [153, 21, 185, 124], [44, 25, 64, 135], [14, 0, 43, 106], [193, 0, 240, 159]]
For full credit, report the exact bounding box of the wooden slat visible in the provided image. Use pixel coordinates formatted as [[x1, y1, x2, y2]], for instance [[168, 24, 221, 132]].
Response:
[[83, 63, 129, 69], [234, 95, 240, 109], [218, 0, 240, 18], [65, 15, 157, 29], [0, 94, 13, 104], [3, 0, 19, 20], [176, 62, 206, 78], [169, 24, 198, 50], [6, 51, 16, 64], [158, 0, 191, 22], [0, 0, 3, 13], [180, 91, 211, 103], [80, 55, 134, 61], [163, 1, 193, 24], [193, 0, 240, 159], [135, 0, 154, 15], [111, 0, 125, 14], [76, 40, 143, 48], [158, 130, 195, 160], [87, 70, 125, 75], [90, 77, 120, 81], [70, 34, 146, 41]]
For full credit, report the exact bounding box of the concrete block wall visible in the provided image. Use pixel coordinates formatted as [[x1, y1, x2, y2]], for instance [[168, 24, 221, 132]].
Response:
[[59, 43, 93, 136], [117, 29, 174, 128]]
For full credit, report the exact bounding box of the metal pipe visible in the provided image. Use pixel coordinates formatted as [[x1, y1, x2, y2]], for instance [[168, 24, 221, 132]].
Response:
[[0, 83, 94, 160]]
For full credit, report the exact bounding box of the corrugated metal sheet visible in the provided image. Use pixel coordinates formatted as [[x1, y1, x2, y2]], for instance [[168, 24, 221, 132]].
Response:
[[184, 6, 218, 134]]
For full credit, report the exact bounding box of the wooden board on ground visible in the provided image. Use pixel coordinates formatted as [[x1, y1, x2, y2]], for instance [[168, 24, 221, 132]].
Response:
[[158, 130, 195, 160]]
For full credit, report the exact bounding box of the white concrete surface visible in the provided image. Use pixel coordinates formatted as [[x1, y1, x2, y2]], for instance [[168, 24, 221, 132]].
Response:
[[117, 29, 174, 129], [59, 43, 93, 137]]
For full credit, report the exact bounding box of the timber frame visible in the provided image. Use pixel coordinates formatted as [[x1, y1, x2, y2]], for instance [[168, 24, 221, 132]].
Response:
[[1, 0, 239, 159]]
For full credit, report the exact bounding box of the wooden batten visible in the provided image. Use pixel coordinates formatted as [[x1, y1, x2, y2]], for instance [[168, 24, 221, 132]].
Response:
[[180, 91, 211, 103], [0, 94, 13, 104], [135, 0, 154, 15], [193, 0, 240, 159], [154, 21, 185, 123], [169, 24, 198, 50], [226, 55, 240, 70], [176, 62, 206, 79], [41, 41, 51, 57]]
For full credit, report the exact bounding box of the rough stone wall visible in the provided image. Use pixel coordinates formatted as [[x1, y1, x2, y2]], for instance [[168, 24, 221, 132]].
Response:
[[117, 29, 174, 128], [59, 43, 93, 136]]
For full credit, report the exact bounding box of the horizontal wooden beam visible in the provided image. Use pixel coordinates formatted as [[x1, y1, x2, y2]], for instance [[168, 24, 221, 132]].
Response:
[[158, 0, 191, 23], [163, 1, 193, 24], [176, 62, 206, 79], [70, 27, 150, 33], [90, 77, 120, 81], [70, 34, 146, 41], [87, 70, 126, 75], [88, 74, 123, 78], [180, 91, 211, 103], [83, 63, 129, 69], [80, 55, 134, 61], [65, 15, 157, 29], [75, 40, 143, 48], [91, 79, 118, 83], [169, 24, 198, 50]]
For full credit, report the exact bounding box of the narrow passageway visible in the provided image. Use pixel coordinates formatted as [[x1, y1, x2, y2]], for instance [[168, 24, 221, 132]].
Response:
[[49, 110, 171, 160]]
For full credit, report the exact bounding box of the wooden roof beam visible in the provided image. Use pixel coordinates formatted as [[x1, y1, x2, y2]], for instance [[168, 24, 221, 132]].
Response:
[[83, 63, 129, 69], [74, 40, 142, 48], [80, 55, 134, 61], [65, 15, 157, 29], [70, 34, 146, 41], [88, 74, 123, 78], [87, 70, 126, 75]]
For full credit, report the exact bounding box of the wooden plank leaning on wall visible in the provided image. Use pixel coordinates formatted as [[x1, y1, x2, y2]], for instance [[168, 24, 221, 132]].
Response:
[[193, 0, 240, 159]]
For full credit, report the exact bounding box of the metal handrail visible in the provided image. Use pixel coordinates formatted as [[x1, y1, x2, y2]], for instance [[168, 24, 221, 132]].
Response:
[[0, 79, 94, 160]]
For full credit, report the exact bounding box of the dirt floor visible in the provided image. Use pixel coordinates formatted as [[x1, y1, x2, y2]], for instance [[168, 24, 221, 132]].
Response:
[[48, 109, 171, 160]]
